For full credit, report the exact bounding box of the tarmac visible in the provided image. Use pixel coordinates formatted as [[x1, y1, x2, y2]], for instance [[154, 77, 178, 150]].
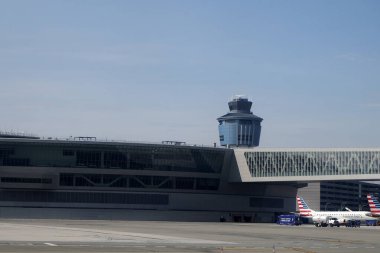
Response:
[[0, 219, 379, 252]]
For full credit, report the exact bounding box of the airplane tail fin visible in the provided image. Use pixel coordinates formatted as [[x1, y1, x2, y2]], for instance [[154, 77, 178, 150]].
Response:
[[367, 193, 380, 216], [296, 196, 314, 216]]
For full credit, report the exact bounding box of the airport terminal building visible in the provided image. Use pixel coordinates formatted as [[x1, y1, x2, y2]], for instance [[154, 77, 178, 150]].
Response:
[[0, 137, 298, 222], [0, 96, 379, 221]]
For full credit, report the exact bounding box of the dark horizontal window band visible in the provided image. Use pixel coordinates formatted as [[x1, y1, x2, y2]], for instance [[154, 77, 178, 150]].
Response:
[[59, 173, 220, 191], [2, 158, 30, 166], [0, 149, 15, 157], [0, 146, 225, 174], [63, 150, 74, 156], [1, 177, 52, 184], [0, 190, 169, 205], [249, 197, 284, 208]]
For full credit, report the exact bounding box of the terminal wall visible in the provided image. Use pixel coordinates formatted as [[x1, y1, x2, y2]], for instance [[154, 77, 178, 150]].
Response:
[[0, 140, 298, 222]]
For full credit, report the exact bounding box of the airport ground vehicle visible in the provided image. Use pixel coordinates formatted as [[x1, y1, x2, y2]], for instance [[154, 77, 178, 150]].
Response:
[[365, 220, 377, 226], [277, 214, 302, 225], [328, 217, 340, 227], [313, 216, 329, 227], [313, 216, 338, 227], [346, 220, 361, 227]]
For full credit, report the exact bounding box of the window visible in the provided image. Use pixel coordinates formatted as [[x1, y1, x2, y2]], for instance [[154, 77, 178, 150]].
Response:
[[129, 152, 152, 170], [63, 150, 74, 156], [76, 151, 101, 168], [60, 174, 74, 186], [175, 177, 195, 189], [196, 178, 219, 190], [2, 158, 30, 166], [1, 177, 52, 184], [0, 190, 169, 205], [0, 149, 15, 157], [104, 151, 128, 168], [250, 197, 284, 208]]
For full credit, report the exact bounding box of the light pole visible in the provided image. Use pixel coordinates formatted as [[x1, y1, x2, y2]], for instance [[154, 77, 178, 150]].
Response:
[[325, 202, 331, 211], [340, 202, 346, 211]]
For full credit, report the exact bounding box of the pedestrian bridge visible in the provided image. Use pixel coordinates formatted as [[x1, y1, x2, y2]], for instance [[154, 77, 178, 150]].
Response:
[[233, 148, 380, 182]]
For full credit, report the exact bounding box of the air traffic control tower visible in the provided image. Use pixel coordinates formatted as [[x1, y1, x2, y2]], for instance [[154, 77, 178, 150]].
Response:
[[217, 95, 263, 147]]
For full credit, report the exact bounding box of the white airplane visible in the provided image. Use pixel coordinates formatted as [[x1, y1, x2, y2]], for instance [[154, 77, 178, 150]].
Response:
[[297, 196, 376, 227]]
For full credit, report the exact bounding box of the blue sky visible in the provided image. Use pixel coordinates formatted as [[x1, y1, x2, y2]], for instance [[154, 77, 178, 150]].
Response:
[[1, 0, 379, 147]]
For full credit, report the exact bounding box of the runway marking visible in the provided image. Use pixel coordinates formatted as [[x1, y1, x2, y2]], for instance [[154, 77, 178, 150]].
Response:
[[44, 243, 57, 246], [61, 244, 91, 247], [0, 222, 233, 245]]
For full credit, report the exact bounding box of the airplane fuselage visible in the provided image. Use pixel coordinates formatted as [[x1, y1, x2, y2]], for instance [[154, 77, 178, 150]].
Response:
[[310, 211, 372, 221]]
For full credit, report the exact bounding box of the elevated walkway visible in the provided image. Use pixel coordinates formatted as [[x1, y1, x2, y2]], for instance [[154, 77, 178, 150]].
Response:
[[233, 148, 380, 182]]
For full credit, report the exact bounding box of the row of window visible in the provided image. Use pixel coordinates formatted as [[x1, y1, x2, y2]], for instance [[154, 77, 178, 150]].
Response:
[[0, 149, 15, 157], [321, 185, 359, 192], [320, 201, 369, 211], [0, 177, 52, 184], [320, 191, 361, 198], [2, 158, 30, 166], [323, 182, 358, 187], [321, 196, 361, 201], [321, 182, 380, 190], [59, 173, 220, 191], [0, 146, 225, 174], [0, 190, 169, 205]]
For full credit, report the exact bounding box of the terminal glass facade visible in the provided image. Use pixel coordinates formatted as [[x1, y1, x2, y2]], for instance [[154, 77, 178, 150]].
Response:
[[0, 140, 227, 206], [0, 141, 224, 174]]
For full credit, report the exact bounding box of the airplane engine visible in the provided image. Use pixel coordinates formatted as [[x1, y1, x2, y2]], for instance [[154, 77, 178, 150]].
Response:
[[337, 218, 346, 224], [312, 216, 332, 227]]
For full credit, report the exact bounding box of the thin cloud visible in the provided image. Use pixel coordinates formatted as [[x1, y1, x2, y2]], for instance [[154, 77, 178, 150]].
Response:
[[362, 103, 380, 108], [335, 53, 376, 62], [0, 44, 167, 66], [336, 53, 358, 61]]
